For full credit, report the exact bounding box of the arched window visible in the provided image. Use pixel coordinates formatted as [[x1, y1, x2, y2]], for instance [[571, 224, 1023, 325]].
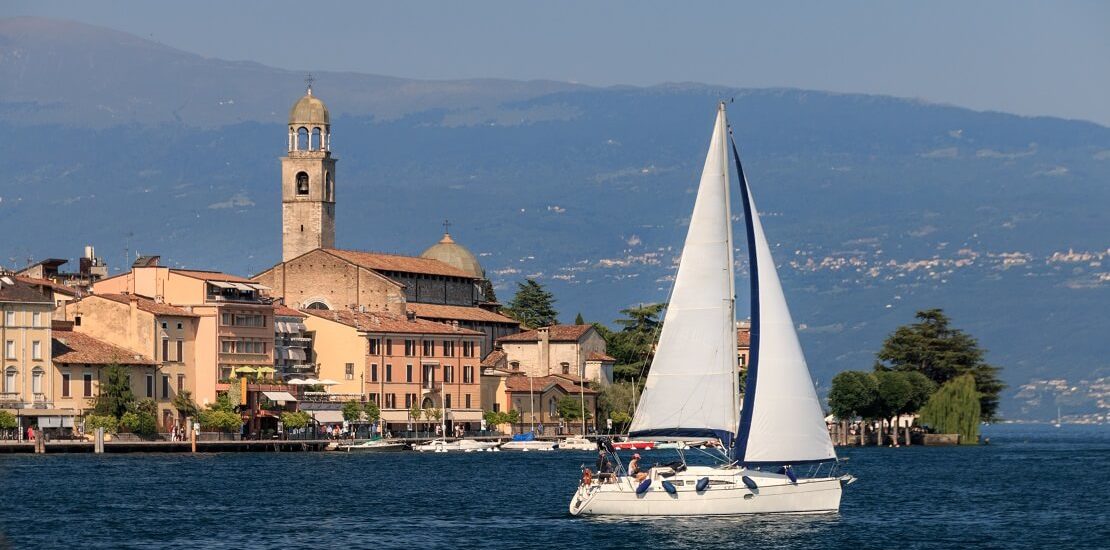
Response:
[[31, 367, 44, 395], [296, 172, 309, 195], [422, 397, 434, 410], [296, 127, 309, 150], [549, 397, 557, 417], [4, 367, 16, 394], [305, 301, 329, 310], [311, 127, 322, 151]]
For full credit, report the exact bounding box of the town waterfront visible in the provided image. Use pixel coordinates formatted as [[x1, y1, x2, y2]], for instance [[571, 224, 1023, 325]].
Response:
[[1, 424, 1107, 549]]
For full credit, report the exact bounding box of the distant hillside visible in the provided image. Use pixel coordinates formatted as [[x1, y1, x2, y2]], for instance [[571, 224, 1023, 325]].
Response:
[[2, 17, 1108, 419]]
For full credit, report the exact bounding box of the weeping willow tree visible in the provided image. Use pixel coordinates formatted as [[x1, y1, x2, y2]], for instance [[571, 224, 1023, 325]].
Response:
[[920, 374, 980, 444]]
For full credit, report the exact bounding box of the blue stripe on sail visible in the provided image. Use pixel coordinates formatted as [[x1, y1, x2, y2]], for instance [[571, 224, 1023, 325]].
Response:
[[629, 428, 734, 449], [730, 135, 760, 464]]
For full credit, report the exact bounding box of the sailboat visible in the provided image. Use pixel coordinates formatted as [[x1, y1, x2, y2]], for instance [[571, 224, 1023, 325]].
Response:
[[1054, 407, 1062, 428], [569, 103, 854, 517]]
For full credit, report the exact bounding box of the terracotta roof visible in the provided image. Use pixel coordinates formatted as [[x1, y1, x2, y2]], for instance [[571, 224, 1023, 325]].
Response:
[[94, 294, 199, 317], [481, 349, 507, 368], [52, 329, 156, 365], [497, 324, 594, 343], [586, 351, 616, 362], [504, 374, 596, 395], [302, 309, 483, 336], [0, 277, 53, 304], [737, 328, 751, 347], [326, 249, 474, 279], [11, 275, 78, 296], [273, 304, 307, 318], [169, 269, 252, 283], [407, 302, 520, 325]]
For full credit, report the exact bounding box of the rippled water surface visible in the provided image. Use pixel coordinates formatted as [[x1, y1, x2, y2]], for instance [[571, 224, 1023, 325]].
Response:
[[1, 424, 1108, 549]]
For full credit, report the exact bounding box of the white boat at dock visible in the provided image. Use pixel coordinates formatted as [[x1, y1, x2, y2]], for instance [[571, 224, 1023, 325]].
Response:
[[557, 436, 596, 451], [336, 439, 405, 453], [413, 439, 501, 453]]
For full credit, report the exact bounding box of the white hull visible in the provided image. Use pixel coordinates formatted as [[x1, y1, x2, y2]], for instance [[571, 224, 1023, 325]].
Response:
[[501, 440, 555, 451], [569, 466, 848, 516], [413, 439, 501, 453], [557, 437, 596, 451]]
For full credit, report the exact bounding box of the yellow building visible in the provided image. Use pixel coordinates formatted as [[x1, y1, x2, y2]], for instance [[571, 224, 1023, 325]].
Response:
[[303, 309, 485, 433], [1, 276, 57, 432], [51, 324, 159, 429]]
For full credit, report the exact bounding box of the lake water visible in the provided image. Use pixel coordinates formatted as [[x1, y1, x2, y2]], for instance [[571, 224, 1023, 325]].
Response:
[[1, 424, 1108, 549]]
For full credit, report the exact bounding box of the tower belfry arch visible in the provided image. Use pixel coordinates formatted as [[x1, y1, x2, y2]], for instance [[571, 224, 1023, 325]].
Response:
[[282, 81, 337, 262]]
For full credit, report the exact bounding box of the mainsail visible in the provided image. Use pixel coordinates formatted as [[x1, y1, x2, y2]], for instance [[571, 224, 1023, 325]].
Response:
[[628, 104, 740, 444], [731, 138, 837, 465]]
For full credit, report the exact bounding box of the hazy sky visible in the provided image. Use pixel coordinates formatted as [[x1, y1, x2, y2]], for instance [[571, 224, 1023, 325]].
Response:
[[5, 0, 1109, 125]]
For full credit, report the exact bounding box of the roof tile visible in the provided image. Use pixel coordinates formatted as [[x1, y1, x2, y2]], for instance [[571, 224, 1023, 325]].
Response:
[[52, 329, 156, 365], [497, 324, 593, 343], [408, 303, 519, 325], [303, 308, 483, 336], [326, 249, 473, 279]]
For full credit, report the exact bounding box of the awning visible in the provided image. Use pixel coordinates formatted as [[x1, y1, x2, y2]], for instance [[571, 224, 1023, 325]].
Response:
[[248, 283, 271, 291], [311, 410, 344, 424], [230, 282, 255, 291], [288, 348, 307, 361], [262, 391, 298, 403], [209, 281, 236, 289], [448, 410, 484, 422]]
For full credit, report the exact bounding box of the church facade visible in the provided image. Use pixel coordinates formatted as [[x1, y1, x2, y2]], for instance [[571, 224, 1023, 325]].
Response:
[[252, 86, 519, 355]]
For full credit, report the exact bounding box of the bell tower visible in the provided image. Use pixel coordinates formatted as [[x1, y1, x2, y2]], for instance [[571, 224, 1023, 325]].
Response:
[[282, 79, 337, 262]]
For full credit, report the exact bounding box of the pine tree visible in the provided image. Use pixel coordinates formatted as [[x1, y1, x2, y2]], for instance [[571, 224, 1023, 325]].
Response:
[[875, 309, 1004, 421], [606, 303, 665, 381], [920, 374, 981, 444], [574, 312, 585, 325], [504, 279, 558, 328], [93, 364, 136, 418]]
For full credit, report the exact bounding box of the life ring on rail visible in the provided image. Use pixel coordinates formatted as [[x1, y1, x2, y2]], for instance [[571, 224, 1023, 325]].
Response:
[[581, 469, 593, 486]]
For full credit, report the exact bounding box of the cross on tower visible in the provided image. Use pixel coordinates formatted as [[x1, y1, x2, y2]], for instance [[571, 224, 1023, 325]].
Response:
[[304, 73, 316, 93], [442, 219, 452, 234]]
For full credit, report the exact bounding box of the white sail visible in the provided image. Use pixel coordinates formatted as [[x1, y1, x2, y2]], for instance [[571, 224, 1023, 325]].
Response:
[[629, 105, 740, 442], [734, 160, 837, 464]]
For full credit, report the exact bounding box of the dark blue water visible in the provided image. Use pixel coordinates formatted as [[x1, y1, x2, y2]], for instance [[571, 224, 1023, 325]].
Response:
[[1, 424, 1108, 549]]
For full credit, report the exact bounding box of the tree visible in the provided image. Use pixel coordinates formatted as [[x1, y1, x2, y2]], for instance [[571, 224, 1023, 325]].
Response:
[[597, 381, 636, 424], [479, 278, 498, 304], [120, 411, 156, 437], [93, 364, 135, 418], [342, 400, 364, 423], [173, 390, 199, 418], [504, 279, 558, 328], [0, 410, 18, 430], [609, 411, 632, 433], [364, 401, 381, 424], [875, 309, 1004, 421], [556, 395, 591, 421], [828, 370, 878, 445], [408, 401, 423, 430], [574, 312, 585, 325], [84, 414, 118, 433], [281, 411, 311, 430], [605, 303, 665, 382], [425, 407, 443, 429], [920, 374, 981, 444], [873, 370, 913, 446], [199, 409, 242, 432]]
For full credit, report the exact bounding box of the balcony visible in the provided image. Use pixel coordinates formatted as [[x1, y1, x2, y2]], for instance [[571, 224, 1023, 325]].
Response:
[[421, 381, 442, 394], [217, 353, 273, 364]]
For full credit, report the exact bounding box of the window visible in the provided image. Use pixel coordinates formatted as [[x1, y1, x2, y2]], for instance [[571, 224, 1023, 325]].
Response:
[[465, 394, 471, 408], [385, 364, 392, 382], [345, 363, 355, 380], [368, 339, 380, 355], [404, 340, 416, 357], [445, 394, 451, 409], [370, 363, 378, 382], [177, 322, 183, 330], [162, 339, 169, 361], [462, 341, 474, 357], [32, 341, 41, 361], [296, 171, 310, 195], [83, 373, 93, 397], [443, 365, 453, 384], [146, 375, 154, 398], [443, 341, 455, 357], [161, 322, 168, 329], [406, 364, 413, 383], [510, 361, 520, 371], [5, 340, 14, 359], [220, 365, 232, 380], [4, 311, 13, 326], [404, 393, 412, 408], [4, 367, 16, 393], [385, 339, 393, 355], [62, 373, 71, 397], [385, 393, 396, 408], [176, 340, 183, 362], [463, 366, 474, 384], [549, 398, 557, 417], [423, 364, 435, 387], [162, 375, 170, 399], [561, 362, 570, 375], [74, 316, 81, 326], [369, 393, 379, 404], [177, 374, 185, 392], [31, 367, 44, 395], [493, 402, 500, 413], [422, 340, 434, 356], [32, 312, 41, 327]]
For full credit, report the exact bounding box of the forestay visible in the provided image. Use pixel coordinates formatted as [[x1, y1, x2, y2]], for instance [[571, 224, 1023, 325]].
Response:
[[732, 138, 837, 465], [629, 106, 740, 444]]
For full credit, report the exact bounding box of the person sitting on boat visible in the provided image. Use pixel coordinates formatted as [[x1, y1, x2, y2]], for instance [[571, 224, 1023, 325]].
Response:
[[629, 453, 648, 482], [595, 449, 616, 483]]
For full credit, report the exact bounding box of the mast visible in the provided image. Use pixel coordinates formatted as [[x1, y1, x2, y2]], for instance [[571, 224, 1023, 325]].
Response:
[[720, 103, 740, 453]]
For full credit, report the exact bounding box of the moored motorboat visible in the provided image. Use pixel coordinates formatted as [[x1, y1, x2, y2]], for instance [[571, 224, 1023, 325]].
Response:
[[337, 439, 405, 452], [557, 436, 596, 451], [611, 441, 655, 451], [569, 103, 854, 517], [413, 439, 501, 453]]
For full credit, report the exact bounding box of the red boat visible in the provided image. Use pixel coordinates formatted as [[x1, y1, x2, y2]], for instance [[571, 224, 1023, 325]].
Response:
[[610, 441, 655, 450]]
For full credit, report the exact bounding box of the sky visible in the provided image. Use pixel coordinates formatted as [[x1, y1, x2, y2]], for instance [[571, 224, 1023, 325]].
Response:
[[3, 0, 1109, 126]]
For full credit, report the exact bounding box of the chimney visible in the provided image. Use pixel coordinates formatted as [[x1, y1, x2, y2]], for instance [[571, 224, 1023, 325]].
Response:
[[406, 310, 416, 321], [538, 326, 550, 376]]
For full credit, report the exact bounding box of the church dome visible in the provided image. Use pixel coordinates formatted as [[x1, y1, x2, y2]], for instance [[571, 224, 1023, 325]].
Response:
[[421, 233, 484, 279], [289, 89, 329, 126]]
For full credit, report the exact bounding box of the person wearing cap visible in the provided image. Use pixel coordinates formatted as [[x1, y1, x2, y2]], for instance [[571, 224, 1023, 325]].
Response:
[[628, 453, 648, 482]]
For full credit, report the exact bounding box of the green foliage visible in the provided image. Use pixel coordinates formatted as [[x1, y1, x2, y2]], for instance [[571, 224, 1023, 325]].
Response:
[[199, 401, 242, 432], [211, 392, 237, 413], [574, 312, 585, 325], [597, 382, 636, 422], [0, 410, 19, 430], [504, 279, 558, 328], [556, 395, 592, 421], [609, 411, 633, 430], [120, 411, 157, 436], [84, 414, 118, 433], [829, 370, 936, 421], [281, 411, 312, 430], [223, 377, 242, 409], [133, 398, 158, 416], [505, 409, 520, 425], [93, 364, 135, 418], [603, 303, 665, 382], [876, 309, 1004, 420], [364, 400, 381, 423], [172, 390, 199, 418], [920, 374, 981, 444], [342, 400, 364, 422], [425, 408, 443, 422], [408, 401, 423, 422], [483, 410, 519, 428], [828, 370, 879, 420]]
